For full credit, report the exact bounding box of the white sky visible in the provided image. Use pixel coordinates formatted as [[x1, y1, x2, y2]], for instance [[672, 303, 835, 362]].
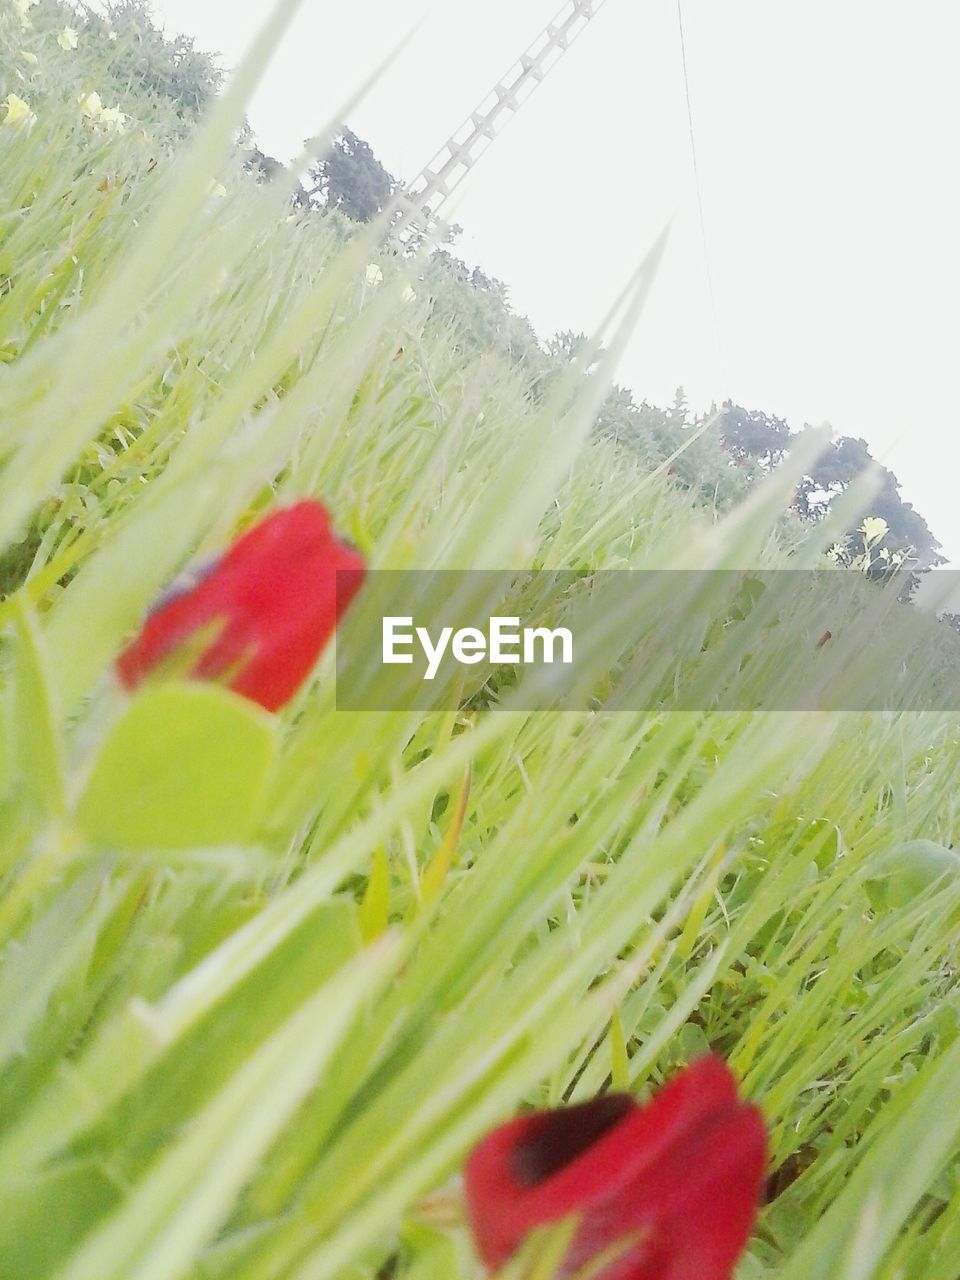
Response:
[[144, 0, 960, 562]]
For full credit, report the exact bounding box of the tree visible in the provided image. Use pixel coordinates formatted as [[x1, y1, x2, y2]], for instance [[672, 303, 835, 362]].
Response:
[[421, 250, 550, 384], [96, 0, 223, 119], [791, 434, 872, 518], [719, 402, 791, 470], [547, 330, 601, 368], [243, 145, 285, 183], [591, 390, 749, 512], [790, 433, 943, 594], [308, 128, 396, 223]]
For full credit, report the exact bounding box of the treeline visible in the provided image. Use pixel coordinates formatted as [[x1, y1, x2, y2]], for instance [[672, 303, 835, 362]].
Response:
[[299, 120, 942, 578]]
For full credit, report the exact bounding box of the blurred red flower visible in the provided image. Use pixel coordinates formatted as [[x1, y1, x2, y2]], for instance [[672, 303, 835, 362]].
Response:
[[116, 500, 365, 712], [464, 1055, 766, 1280]]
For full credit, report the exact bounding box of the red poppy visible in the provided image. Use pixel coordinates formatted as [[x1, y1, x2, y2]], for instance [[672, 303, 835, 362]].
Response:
[[464, 1055, 766, 1280], [116, 501, 365, 712]]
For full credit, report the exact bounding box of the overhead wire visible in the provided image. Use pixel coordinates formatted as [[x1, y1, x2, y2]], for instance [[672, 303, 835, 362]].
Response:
[[677, 0, 726, 374]]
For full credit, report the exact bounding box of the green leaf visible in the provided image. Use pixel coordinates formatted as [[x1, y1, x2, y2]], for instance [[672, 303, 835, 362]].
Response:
[[51, 942, 395, 1280], [359, 847, 391, 943], [9, 598, 64, 816], [865, 840, 960, 911], [0, 1160, 120, 1280], [0, 695, 10, 802], [75, 685, 277, 849]]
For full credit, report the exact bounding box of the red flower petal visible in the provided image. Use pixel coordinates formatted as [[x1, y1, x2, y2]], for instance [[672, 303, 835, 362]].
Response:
[[464, 1056, 766, 1280], [116, 501, 365, 712]]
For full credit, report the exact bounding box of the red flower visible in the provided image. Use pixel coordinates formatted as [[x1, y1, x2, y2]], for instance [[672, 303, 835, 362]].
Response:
[[116, 501, 365, 712], [464, 1056, 766, 1280]]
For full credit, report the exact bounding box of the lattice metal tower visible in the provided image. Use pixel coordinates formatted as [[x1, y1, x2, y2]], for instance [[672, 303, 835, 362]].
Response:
[[396, 0, 612, 234]]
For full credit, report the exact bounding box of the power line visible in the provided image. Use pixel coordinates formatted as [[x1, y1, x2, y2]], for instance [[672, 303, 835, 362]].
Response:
[[676, 0, 724, 367]]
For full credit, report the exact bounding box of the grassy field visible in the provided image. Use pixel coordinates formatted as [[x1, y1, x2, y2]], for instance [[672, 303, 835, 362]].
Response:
[[2, 5, 960, 1279]]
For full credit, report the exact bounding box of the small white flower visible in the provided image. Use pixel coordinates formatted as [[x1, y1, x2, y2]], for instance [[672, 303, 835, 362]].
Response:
[[79, 91, 103, 118], [20, 50, 39, 67], [107, 29, 118, 41], [2, 92, 35, 126], [860, 516, 888, 544], [365, 263, 384, 286], [878, 546, 890, 562], [99, 106, 126, 133], [58, 27, 79, 51], [401, 284, 417, 303], [826, 543, 845, 562], [13, 0, 40, 29], [208, 180, 227, 198]]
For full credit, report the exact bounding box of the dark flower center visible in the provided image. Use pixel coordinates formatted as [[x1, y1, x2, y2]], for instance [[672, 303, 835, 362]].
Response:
[[511, 1093, 635, 1187]]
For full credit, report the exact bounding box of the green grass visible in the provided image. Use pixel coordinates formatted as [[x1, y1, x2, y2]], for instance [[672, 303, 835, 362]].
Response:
[[1, 5, 960, 1279]]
